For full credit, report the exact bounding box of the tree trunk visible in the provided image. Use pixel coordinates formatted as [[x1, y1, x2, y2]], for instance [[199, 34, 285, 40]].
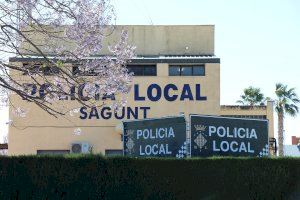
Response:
[[278, 112, 284, 156]]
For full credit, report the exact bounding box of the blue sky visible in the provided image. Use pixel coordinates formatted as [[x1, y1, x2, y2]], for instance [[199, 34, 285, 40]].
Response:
[[0, 0, 299, 144], [112, 0, 300, 144]]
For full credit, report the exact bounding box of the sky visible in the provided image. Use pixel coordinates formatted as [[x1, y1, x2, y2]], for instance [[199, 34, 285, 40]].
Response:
[[111, 0, 300, 144], [1, 0, 300, 144]]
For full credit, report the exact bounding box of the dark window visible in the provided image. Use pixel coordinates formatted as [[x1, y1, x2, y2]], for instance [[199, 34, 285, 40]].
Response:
[[127, 65, 156, 76], [72, 65, 99, 76], [127, 66, 144, 76], [43, 66, 59, 75], [221, 115, 267, 119], [23, 63, 60, 76], [105, 149, 123, 156], [144, 66, 157, 76], [0, 143, 8, 150], [23, 63, 39, 75], [169, 65, 205, 76], [72, 64, 157, 76], [85, 69, 98, 76], [72, 66, 80, 76], [169, 66, 181, 76], [181, 66, 192, 76], [193, 66, 205, 76], [37, 150, 70, 155]]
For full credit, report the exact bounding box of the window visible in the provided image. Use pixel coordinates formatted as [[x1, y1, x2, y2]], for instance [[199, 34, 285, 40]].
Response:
[[144, 66, 157, 76], [23, 63, 59, 76], [72, 65, 157, 76], [169, 66, 181, 76], [105, 149, 123, 156], [37, 150, 70, 155], [169, 65, 205, 76], [43, 66, 59, 75], [127, 65, 157, 76], [72, 65, 99, 76], [221, 115, 267, 119], [72, 65, 80, 76], [181, 66, 192, 76], [127, 66, 144, 76], [193, 66, 205, 76], [23, 63, 39, 75]]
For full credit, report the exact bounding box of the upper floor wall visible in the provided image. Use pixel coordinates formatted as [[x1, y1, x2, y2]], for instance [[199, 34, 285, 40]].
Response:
[[19, 25, 215, 56]]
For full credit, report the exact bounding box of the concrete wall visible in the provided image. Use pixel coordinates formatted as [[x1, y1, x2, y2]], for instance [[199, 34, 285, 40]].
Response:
[[19, 25, 215, 56], [220, 101, 275, 138]]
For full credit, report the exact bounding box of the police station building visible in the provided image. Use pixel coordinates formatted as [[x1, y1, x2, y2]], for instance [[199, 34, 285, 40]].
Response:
[[8, 25, 275, 155]]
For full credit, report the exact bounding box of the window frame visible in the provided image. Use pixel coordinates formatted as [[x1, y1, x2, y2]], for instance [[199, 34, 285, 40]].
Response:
[[23, 63, 60, 76], [105, 149, 123, 156], [127, 64, 157, 76], [72, 65, 100, 76], [72, 64, 157, 76], [37, 150, 70, 155], [169, 65, 205, 76]]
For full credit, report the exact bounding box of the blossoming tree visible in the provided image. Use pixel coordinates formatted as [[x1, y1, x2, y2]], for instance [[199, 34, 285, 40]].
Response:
[[0, 0, 135, 123]]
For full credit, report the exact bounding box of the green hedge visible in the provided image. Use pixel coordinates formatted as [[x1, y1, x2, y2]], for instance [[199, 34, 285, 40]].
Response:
[[0, 156, 299, 200]]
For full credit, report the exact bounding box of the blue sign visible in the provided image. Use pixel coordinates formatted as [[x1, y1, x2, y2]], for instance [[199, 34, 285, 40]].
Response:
[[190, 115, 269, 157], [123, 117, 187, 158]]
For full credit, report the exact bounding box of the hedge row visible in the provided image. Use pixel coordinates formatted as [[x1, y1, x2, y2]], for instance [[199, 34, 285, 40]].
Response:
[[0, 156, 299, 200]]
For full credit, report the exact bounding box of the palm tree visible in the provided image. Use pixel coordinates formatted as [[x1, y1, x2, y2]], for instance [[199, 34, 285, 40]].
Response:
[[275, 83, 300, 156], [237, 86, 265, 106]]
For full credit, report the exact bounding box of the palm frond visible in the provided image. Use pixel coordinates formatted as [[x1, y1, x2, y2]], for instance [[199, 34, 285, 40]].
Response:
[[275, 83, 300, 117], [237, 86, 265, 106], [236, 100, 244, 105], [284, 104, 298, 117]]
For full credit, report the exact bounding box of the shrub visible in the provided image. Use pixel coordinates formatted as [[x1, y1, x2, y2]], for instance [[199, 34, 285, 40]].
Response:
[[0, 156, 299, 199]]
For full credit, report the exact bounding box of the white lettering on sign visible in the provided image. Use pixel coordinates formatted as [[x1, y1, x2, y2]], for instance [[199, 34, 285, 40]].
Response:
[[136, 127, 175, 140], [139, 144, 171, 155], [136, 126, 175, 156], [208, 126, 257, 139], [213, 140, 255, 153]]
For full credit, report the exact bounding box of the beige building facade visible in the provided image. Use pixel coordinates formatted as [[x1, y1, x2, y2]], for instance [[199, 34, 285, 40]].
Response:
[[8, 25, 274, 155]]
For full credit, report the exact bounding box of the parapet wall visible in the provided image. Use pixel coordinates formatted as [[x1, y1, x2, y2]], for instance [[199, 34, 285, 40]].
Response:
[[19, 25, 215, 56]]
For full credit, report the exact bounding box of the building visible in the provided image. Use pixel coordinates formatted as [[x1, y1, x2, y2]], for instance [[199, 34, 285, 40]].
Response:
[[0, 143, 8, 155], [292, 136, 300, 145], [284, 136, 300, 157], [284, 145, 300, 157], [8, 25, 274, 155]]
